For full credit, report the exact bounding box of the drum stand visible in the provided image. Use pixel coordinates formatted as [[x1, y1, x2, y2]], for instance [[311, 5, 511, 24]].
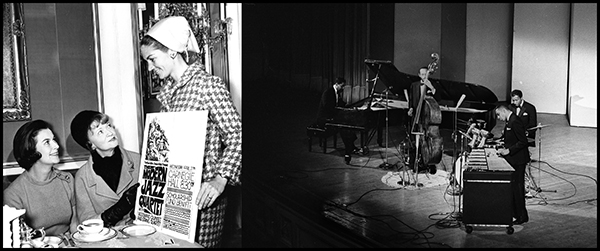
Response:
[[526, 126, 556, 203]]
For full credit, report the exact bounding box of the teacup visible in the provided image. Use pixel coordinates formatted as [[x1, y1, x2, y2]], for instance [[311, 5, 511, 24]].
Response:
[[77, 219, 104, 235]]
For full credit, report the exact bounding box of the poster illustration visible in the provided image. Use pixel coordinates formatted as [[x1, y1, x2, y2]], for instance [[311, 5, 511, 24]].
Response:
[[134, 111, 208, 243]]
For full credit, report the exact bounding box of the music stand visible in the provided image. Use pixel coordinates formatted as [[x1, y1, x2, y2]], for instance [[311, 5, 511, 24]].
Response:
[[445, 94, 467, 188], [444, 95, 468, 221]]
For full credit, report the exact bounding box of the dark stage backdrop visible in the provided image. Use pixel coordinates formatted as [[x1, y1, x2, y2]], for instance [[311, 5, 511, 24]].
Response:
[[243, 3, 384, 104]]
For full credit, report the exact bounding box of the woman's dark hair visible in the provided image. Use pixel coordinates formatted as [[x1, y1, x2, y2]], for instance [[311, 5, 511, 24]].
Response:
[[13, 120, 54, 171], [141, 35, 199, 65], [141, 35, 170, 53]]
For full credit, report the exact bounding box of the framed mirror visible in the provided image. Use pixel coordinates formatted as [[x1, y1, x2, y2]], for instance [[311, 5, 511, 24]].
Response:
[[3, 3, 31, 122]]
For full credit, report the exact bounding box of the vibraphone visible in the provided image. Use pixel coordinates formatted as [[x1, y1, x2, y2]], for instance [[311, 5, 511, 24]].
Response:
[[462, 148, 516, 234]]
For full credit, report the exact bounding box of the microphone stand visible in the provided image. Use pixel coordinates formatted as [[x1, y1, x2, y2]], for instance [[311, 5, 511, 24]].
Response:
[[378, 87, 397, 170], [367, 65, 395, 170]]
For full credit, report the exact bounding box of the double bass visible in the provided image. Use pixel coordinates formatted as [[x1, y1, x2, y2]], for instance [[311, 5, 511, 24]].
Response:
[[410, 54, 443, 170]]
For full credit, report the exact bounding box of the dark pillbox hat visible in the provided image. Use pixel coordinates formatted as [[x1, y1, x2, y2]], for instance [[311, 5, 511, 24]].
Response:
[[71, 110, 101, 149]]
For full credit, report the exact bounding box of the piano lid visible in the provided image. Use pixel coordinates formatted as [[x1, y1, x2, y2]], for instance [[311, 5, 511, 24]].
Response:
[[365, 59, 409, 99], [364, 59, 498, 106]]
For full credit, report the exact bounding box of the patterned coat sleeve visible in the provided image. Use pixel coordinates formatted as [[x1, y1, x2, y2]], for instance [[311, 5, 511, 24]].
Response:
[[203, 76, 242, 185], [158, 62, 242, 186]]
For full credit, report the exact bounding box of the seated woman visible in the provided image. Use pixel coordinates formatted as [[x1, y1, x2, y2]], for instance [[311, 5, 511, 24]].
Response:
[[3, 120, 78, 235], [70, 110, 140, 227]]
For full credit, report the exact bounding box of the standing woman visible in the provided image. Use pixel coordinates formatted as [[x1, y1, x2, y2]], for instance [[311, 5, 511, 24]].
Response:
[[70, 110, 140, 227], [4, 120, 78, 236], [140, 16, 242, 247]]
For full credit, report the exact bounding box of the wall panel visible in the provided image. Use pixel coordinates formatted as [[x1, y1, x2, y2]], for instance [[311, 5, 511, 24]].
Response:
[[466, 3, 513, 100], [568, 3, 597, 127], [512, 3, 570, 114], [440, 3, 466, 82], [394, 3, 441, 75]]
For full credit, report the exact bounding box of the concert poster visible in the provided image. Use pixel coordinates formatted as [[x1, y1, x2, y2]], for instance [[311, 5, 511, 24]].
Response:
[[133, 111, 208, 243]]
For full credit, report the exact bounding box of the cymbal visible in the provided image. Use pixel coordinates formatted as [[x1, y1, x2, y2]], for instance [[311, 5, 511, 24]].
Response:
[[528, 124, 551, 130]]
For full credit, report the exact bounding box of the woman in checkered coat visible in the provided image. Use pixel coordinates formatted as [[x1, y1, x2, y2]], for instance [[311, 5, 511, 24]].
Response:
[[140, 16, 242, 248]]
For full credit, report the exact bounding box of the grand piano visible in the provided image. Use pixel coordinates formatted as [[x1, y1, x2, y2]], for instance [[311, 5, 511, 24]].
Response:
[[325, 59, 499, 150]]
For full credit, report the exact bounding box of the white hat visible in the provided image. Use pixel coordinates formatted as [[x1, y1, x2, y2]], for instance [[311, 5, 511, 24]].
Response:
[[147, 16, 200, 53]]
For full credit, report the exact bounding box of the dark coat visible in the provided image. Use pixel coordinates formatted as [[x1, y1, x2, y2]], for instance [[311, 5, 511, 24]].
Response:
[[510, 100, 537, 142], [74, 148, 141, 225], [502, 113, 531, 166], [315, 87, 344, 127], [409, 81, 441, 112]]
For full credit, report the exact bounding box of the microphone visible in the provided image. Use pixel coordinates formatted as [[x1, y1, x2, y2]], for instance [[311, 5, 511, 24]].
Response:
[[455, 94, 466, 109]]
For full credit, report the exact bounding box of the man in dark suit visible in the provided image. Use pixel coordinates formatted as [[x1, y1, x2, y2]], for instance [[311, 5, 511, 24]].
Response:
[[407, 66, 441, 174], [509, 89, 537, 147], [407, 66, 442, 118], [315, 77, 346, 127], [315, 77, 363, 164], [495, 104, 530, 225]]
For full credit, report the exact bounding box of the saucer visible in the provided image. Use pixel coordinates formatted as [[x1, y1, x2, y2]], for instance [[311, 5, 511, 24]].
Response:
[[121, 224, 156, 237], [80, 227, 108, 236], [72, 227, 117, 242]]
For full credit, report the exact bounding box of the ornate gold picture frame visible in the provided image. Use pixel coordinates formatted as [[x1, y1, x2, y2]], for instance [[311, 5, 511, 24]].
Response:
[[3, 3, 31, 122]]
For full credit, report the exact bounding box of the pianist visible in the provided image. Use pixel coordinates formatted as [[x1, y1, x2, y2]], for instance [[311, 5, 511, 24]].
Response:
[[314, 77, 364, 164]]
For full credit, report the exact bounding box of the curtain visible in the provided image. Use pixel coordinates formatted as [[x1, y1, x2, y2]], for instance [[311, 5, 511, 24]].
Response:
[[259, 3, 369, 103]]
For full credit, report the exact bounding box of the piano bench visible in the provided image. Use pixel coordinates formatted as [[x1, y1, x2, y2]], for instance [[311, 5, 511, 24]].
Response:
[[306, 126, 338, 153]]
